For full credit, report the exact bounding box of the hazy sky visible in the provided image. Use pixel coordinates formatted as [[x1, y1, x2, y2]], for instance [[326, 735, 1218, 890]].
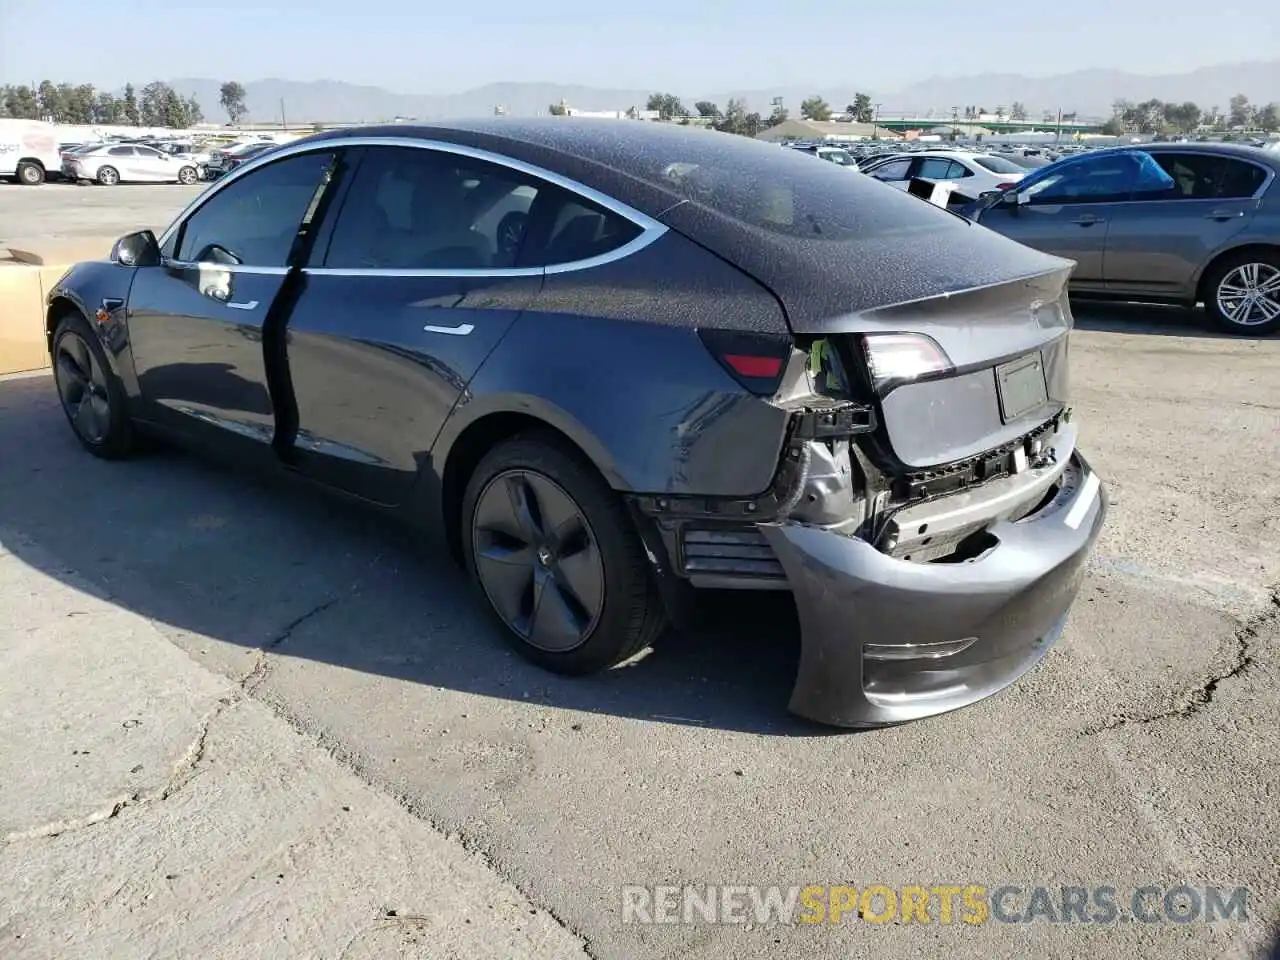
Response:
[[2, 0, 1276, 93]]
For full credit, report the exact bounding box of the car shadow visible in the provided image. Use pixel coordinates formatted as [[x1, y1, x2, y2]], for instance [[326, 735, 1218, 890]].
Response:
[[1070, 299, 1273, 340], [0, 373, 839, 737]]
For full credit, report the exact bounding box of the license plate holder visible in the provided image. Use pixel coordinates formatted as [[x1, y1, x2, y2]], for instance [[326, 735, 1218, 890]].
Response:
[[995, 353, 1048, 423]]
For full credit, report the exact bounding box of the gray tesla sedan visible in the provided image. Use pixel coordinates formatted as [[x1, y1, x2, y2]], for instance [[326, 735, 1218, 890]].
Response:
[[964, 143, 1280, 334], [44, 119, 1106, 727]]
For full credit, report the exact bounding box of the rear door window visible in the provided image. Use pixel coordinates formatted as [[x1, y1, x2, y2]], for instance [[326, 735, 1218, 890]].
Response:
[[321, 145, 643, 271], [1216, 158, 1267, 198]]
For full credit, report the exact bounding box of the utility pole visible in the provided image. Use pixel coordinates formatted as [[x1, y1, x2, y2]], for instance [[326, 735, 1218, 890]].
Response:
[[873, 102, 882, 139], [1055, 107, 1062, 143], [280, 98, 287, 130], [951, 105, 960, 141]]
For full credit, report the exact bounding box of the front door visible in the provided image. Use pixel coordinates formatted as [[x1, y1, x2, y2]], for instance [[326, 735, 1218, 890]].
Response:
[[125, 149, 339, 452], [976, 151, 1146, 288], [283, 144, 545, 504], [1102, 151, 1265, 298]]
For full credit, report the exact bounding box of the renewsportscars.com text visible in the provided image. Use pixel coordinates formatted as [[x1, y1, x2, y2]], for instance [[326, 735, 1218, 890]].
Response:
[[620, 884, 1250, 926]]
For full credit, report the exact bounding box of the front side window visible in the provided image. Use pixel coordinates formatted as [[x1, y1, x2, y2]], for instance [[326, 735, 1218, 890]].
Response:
[[869, 158, 912, 182], [1021, 152, 1172, 205], [173, 151, 335, 266]]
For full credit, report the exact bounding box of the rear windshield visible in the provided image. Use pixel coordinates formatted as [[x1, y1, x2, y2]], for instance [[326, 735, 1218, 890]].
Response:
[[640, 135, 964, 241], [973, 154, 1028, 174]]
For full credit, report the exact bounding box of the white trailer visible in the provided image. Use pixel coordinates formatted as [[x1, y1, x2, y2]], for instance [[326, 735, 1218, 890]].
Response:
[[0, 119, 63, 185]]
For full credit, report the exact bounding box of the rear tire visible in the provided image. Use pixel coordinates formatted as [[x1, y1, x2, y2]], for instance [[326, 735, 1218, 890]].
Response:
[[16, 161, 44, 185], [461, 431, 667, 675], [51, 310, 138, 459], [96, 165, 119, 186], [1203, 249, 1280, 335]]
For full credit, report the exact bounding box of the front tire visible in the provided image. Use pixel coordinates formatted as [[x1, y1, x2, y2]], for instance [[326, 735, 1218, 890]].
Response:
[[462, 432, 667, 675], [177, 165, 198, 185], [16, 161, 44, 185], [96, 165, 120, 186], [51, 311, 137, 459], [1203, 250, 1280, 335]]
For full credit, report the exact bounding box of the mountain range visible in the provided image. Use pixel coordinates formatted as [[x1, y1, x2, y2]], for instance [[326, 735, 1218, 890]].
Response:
[[165, 60, 1280, 125]]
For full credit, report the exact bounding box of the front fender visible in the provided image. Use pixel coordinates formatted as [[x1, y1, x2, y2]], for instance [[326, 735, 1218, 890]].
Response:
[[47, 260, 141, 397]]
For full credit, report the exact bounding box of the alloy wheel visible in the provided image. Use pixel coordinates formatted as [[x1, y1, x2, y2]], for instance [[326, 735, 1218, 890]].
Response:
[[471, 469, 605, 652], [98, 166, 118, 185], [1216, 262, 1280, 327], [178, 166, 197, 184], [54, 332, 112, 445]]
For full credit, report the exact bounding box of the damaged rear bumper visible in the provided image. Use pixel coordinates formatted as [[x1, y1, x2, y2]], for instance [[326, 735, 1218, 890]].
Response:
[[760, 451, 1106, 727]]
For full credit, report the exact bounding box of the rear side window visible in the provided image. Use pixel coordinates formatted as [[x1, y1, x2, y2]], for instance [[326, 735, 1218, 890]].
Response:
[[917, 157, 969, 180], [108, 146, 134, 157], [173, 151, 335, 266], [973, 154, 1027, 175], [1217, 158, 1267, 198], [1150, 153, 1224, 198], [322, 145, 641, 271]]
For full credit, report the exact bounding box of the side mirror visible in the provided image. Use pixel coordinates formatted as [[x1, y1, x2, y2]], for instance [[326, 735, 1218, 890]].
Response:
[[110, 230, 161, 268]]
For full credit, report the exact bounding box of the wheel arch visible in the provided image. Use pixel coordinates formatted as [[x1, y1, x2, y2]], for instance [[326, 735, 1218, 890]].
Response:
[[1195, 243, 1280, 303], [435, 401, 631, 566]]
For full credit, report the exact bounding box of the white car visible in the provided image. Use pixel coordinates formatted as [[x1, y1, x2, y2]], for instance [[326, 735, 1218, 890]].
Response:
[[62, 142, 201, 186], [861, 150, 1027, 199]]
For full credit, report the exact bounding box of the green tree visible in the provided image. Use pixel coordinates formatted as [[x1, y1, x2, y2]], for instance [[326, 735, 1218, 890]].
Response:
[[3, 84, 39, 119], [1256, 103, 1279, 133], [185, 95, 204, 125], [219, 80, 248, 124], [61, 84, 96, 124], [713, 97, 763, 137], [161, 87, 190, 127], [1162, 101, 1202, 134], [1100, 117, 1125, 136], [799, 95, 831, 121], [547, 101, 568, 116], [139, 82, 170, 126], [646, 92, 686, 120], [846, 93, 873, 123], [1010, 101, 1027, 121], [123, 84, 140, 125], [36, 80, 61, 121], [94, 92, 122, 124], [694, 100, 721, 118], [1228, 93, 1252, 128], [765, 104, 788, 128]]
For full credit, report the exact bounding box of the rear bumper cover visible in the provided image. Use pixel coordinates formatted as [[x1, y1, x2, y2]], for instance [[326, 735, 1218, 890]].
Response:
[[760, 451, 1106, 727]]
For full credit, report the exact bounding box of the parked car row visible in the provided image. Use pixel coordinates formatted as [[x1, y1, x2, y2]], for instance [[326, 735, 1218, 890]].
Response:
[[40, 132, 286, 185]]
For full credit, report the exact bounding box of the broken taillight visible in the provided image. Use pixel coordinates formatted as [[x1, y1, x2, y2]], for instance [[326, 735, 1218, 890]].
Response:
[[697, 328, 792, 395]]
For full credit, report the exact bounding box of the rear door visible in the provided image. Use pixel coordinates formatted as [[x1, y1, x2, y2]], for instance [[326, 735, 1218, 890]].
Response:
[[1101, 151, 1267, 298], [974, 152, 1144, 288], [125, 149, 339, 453], [283, 144, 548, 504]]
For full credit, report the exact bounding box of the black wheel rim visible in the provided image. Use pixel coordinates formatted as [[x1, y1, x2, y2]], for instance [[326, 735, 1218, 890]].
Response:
[[54, 332, 111, 445], [471, 469, 605, 652]]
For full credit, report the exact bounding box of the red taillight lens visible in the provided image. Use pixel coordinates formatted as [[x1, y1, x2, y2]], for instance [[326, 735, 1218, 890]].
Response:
[[723, 354, 783, 378], [996, 182, 1017, 190], [698, 329, 792, 395]]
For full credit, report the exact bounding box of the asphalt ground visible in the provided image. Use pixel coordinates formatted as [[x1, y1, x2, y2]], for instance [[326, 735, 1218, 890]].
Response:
[[1, 181, 1277, 959]]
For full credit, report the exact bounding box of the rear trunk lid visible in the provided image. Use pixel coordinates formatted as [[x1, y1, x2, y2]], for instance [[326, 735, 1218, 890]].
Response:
[[659, 192, 1075, 471]]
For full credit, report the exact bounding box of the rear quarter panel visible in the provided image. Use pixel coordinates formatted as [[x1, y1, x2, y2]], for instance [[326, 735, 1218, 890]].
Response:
[[431, 232, 793, 498]]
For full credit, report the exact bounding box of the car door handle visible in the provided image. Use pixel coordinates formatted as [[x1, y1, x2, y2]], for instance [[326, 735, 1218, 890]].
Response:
[[225, 300, 259, 311], [1205, 209, 1244, 220], [1070, 216, 1103, 225], [423, 323, 474, 336]]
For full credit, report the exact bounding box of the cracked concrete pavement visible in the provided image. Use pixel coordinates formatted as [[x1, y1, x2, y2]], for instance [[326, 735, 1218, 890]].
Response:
[[0, 532, 588, 959], [0, 187, 1278, 960]]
